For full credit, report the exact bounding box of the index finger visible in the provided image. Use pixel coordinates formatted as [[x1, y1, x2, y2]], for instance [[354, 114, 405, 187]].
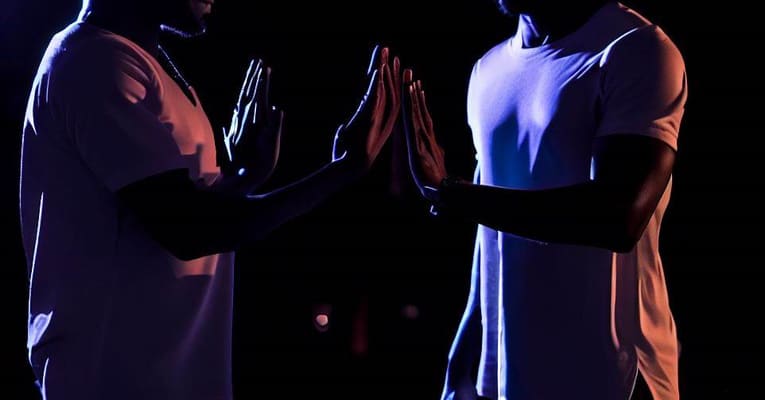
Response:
[[239, 59, 261, 106], [401, 73, 421, 186], [254, 66, 271, 114]]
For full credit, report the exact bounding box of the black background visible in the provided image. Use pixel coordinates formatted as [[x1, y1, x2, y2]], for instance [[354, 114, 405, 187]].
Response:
[[1, 0, 761, 398]]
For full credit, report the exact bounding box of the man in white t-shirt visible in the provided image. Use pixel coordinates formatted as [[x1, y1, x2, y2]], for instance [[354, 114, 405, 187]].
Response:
[[19, 0, 401, 399], [402, 1, 687, 399]]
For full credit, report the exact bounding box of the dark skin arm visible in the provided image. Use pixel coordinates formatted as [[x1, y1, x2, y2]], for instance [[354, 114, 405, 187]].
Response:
[[439, 136, 674, 253], [404, 74, 675, 253], [118, 47, 401, 261], [117, 161, 358, 261]]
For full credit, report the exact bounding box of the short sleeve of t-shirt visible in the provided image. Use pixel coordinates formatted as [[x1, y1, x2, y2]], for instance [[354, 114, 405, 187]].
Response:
[[596, 25, 688, 150], [54, 35, 188, 192]]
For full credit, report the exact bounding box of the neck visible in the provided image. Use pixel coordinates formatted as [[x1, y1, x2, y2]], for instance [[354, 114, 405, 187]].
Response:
[[518, 0, 608, 48], [79, 4, 160, 54]]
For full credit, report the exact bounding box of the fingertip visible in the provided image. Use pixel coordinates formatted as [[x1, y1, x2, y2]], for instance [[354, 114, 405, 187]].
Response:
[[406, 69, 415, 84]]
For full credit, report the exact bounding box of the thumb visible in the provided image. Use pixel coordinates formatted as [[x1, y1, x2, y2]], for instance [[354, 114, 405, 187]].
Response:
[[332, 123, 347, 160], [345, 68, 379, 129]]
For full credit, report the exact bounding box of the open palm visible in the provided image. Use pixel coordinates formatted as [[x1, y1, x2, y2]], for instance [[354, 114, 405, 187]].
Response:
[[223, 58, 284, 189]]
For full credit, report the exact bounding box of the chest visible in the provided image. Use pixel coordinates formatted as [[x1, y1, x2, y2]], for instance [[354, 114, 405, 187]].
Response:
[[467, 50, 605, 186], [151, 64, 220, 184], [471, 52, 604, 141]]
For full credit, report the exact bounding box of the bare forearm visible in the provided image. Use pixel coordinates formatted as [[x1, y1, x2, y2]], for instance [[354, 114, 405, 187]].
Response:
[[125, 159, 361, 260], [439, 181, 637, 252], [210, 166, 272, 196], [239, 158, 360, 240]]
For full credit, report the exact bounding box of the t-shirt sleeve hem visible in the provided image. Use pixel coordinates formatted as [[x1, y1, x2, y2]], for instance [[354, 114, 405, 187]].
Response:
[[103, 157, 190, 192], [596, 125, 678, 151]]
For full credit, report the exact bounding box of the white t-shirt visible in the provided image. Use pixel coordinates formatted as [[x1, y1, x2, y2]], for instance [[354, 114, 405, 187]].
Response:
[[20, 21, 234, 400], [443, 3, 687, 400]]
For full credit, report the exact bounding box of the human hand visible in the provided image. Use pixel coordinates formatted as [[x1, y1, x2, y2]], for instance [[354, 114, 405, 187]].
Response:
[[332, 46, 401, 173], [442, 377, 481, 400], [223, 58, 284, 186], [402, 69, 448, 202]]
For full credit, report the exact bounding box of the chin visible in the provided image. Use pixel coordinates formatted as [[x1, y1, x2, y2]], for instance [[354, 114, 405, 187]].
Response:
[[160, 0, 210, 38]]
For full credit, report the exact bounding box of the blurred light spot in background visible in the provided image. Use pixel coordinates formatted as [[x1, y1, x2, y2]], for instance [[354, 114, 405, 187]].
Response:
[[352, 297, 369, 356], [402, 304, 419, 320], [312, 303, 332, 333], [315, 313, 329, 327]]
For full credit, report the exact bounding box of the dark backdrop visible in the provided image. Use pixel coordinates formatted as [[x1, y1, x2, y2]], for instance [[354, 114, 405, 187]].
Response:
[[2, 1, 761, 398]]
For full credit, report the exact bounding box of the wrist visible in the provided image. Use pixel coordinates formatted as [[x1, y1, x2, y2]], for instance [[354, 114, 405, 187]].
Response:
[[438, 175, 467, 200], [329, 156, 366, 183], [428, 175, 466, 216]]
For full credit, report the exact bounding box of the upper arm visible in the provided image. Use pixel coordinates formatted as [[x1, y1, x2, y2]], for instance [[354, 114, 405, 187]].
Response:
[[591, 134, 675, 251], [117, 168, 257, 260], [597, 25, 687, 150], [56, 41, 187, 192], [117, 169, 205, 260], [590, 26, 687, 249]]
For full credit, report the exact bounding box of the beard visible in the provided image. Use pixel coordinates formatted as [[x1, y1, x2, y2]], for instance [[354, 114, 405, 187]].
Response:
[[495, 0, 512, 15], [495, 0, 540, 16], [160, 0, 209, 38]]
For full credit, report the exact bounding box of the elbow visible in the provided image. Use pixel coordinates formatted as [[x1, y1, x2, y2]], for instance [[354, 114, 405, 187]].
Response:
[[608, 235, 639, 254], [168, 244, 209, 262], [605, 208, 650, 254], [151, 221, 258, 260], [145, 222, 217, 261], [157, 234, 211, 261]]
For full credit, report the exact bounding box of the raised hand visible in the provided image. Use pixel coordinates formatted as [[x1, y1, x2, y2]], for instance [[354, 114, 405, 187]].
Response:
[[332, 46, 401, 173], [402, 69, 448, 202], [222, 58, 285, 191]]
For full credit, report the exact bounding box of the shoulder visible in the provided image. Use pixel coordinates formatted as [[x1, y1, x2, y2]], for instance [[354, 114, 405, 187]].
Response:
[[601, 24, 685, 75], [598, 2, 684, 69], [50, 23, 159, 92], [471, 37, 514, 78]]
